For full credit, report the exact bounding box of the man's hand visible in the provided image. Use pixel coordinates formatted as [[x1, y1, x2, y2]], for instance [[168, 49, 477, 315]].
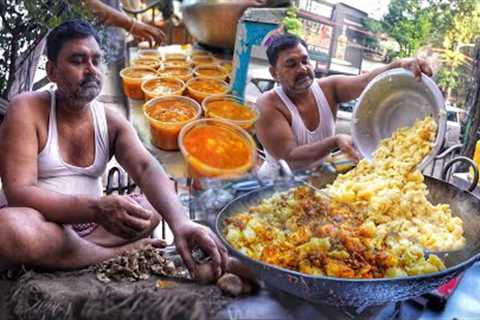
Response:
[[396, 57, 433, 80], [336, 134, 361, 161], [93, 195, 159, 239], [131, 21, 165, 45], [173, 221, 229, 281]]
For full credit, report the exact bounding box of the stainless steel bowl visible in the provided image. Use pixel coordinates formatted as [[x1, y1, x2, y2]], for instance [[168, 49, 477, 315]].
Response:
[[181, 0, 291, 49], [351, 68, 446, 170]]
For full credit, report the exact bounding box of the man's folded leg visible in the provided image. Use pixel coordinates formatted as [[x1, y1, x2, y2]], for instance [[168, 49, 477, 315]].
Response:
[[0, 207, 160, 270], [83, 192, 162, 247]]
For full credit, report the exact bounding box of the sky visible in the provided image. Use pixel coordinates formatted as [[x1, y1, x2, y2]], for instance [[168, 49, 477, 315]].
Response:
[[326, 0, 391, 19]]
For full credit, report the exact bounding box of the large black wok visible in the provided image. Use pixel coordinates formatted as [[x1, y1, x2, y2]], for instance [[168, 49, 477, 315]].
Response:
[[215, 172, 480, 309]]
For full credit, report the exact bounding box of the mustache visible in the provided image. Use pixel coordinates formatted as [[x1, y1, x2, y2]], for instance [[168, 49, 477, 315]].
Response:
[[295, 73, 313, 82], [81, 76, 100, 86]]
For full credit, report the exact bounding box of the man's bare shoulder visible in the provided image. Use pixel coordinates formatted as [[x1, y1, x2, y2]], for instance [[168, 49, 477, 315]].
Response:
[[104, 106, 129, 127], [256, 89, 291, 124], [256, 89, 282, 115], [256, 89, 275, 107], [103, 106, 134, 143], [4, 91, 50, 123]]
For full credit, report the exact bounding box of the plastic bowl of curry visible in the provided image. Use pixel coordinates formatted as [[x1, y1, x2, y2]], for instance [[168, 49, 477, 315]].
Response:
[[157, 65, 193, 82], [191, 55, 217, 67], [202, 94, 258, 131], [137, 49, 162, 59], [178, 118, 257, 179], [186, 77, 229, 103], [190, 50, 213, 58], [194, 64, 229, 81], [131, 56, 162, 70], [164, 52, 188, 62], [143, 95, 201, 150], [141, 76, 186, 101], [219, 60, 233, 78], [119, 67, 157, 100], [162, 60, 194, 69]]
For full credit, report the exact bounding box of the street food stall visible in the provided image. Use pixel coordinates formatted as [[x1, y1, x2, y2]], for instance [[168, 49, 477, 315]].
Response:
[[110, 2, 480, 319], [1, 2, 480, 320]]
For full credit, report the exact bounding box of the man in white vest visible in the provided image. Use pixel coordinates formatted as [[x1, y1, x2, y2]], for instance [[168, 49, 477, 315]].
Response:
[[0, 20, 227, 281], [256, 33, 433, 177]]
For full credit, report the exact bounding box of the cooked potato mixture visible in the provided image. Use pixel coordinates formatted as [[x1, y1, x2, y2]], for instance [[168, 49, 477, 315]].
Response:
[[224, 117, 465, 278]]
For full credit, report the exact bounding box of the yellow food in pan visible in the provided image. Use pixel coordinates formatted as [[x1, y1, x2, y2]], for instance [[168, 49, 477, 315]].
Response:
[[224, 117, 464, 278]]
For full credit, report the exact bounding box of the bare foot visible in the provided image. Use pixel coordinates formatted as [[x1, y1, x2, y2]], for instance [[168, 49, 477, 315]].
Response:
[[112, 237, 166, 256], [144, 238, 167, 248]]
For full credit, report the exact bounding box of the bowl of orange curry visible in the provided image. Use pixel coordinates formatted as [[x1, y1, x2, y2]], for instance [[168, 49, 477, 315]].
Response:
[[219, 60, 233, 74], [141, 76, 186, 100], [178, 119, 256, 178], [164, 52, 188, 62], [190, 50, 212, 58], [119, 67, 157, 100], [158, 65, 193, 82], [162, 60, 194, 69], [191, 55, 217, 67], [137, 49, 162, 59], [194, 64, 229, 81], [186, 77, 229, 103], [143, 96, 201, 150], [131, 56, 162, 70], [202, 95, 258, 131]]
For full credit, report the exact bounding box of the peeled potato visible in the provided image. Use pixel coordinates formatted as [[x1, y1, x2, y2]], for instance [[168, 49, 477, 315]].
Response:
[[194, 262, 220, 284], [216, 273, 244, 296], [226, 257, 257, 283]]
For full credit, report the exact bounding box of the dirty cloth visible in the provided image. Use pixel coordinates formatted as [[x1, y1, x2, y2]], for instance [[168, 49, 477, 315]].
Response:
[[1, 268, 231, 320]]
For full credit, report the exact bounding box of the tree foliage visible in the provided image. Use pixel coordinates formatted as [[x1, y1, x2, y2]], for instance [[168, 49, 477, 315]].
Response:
[[429, 1, 480, 103], [362, 0, 479, 104], [440, 0, 480, 50], [0, 0, 90, 100], [382, 0, 432, 58]]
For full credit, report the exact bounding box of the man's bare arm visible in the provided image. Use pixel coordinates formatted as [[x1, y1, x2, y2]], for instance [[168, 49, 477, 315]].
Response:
[[81, 0, 132, 30], [108, 110, 188, 233], [0, 95, 98, 224], [77, 0, 165, 43], [321, 58, 434, 106], [109, 110, 228, 275]]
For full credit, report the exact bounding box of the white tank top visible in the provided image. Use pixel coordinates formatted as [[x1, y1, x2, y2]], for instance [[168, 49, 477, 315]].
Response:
[[258, 81, 335, 178], [0, 90, 110, 206]]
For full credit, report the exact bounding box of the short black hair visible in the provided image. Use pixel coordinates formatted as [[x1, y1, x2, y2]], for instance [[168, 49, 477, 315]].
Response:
[[266, 33, 308, 66], [46, 19, 100, 62]]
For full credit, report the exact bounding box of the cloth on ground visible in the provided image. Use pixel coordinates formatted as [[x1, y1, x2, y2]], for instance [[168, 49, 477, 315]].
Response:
[[2, 268, 232, 320]]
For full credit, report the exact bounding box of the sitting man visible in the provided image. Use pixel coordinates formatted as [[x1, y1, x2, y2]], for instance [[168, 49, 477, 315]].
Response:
[[256, 33, 433, 176], [0, 20, 227, 280]]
